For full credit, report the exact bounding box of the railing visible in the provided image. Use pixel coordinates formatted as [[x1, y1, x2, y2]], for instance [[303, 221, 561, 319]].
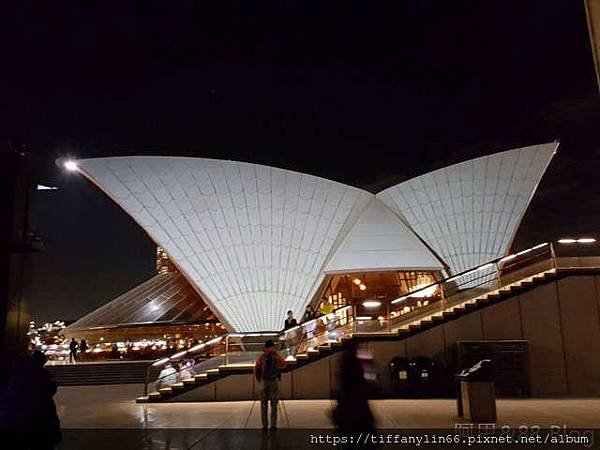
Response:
[[349, 238, 599, 334], [281, 305, 355, 355], [143, 307, 356, 396], [143, 237, 600, 397]]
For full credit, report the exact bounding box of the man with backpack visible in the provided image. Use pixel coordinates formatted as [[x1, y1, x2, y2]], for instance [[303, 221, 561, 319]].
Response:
[[254, 340, 287, 430]]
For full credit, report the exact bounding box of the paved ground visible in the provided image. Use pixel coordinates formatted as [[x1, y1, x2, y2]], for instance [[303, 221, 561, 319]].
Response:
[[55, 384, 600, 429]]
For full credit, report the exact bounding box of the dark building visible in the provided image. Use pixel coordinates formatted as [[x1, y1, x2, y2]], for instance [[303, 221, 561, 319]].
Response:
[[0, 143, 42, 353]]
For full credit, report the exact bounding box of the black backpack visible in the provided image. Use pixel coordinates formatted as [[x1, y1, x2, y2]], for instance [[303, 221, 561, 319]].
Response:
[[261, 353, 279, 381]]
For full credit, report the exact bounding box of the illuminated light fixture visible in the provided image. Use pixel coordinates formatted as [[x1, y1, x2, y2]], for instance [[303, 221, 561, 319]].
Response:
[[37, 184, 58, 190], [355, 316, 372, 321], [64, 160, 79, 171], [558, 239, 577, 244], [362, 300, 381, 308], [359, 284, 367, 291], [352, 278, 362, 285], [577, 238, 596, 244]]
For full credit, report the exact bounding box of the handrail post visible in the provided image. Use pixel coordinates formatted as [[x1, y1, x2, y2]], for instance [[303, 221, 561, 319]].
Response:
[[550, 242, 557, 269], [143, 365, 150, 398], [386, 302, 391, 333], [352, 304, 357, 334], [224, 335, 229, 366], [439, 281, 446, 313], [495, 260, 502, 290]]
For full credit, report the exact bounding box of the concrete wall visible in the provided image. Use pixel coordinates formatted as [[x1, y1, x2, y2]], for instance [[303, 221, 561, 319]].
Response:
[[176, 273, 600, 401]]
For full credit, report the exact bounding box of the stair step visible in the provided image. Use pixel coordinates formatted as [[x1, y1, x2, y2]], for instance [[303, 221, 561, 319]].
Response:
[[182, 378, 196, 386], [194, 374, 208, 381], [295, 354, 309, 360], [158, 387, 173, 395], [171, 382, 185, 390], [136, 396, 150, 403]]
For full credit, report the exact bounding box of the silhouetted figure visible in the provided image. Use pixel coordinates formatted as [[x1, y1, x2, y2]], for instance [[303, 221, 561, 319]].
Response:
[[284, 310, 297, 330], [332, 343, 375, 436], [68, 338, 78, 363], [301, 305, 317, 350], [254, 340, 286, 430], [79, 339, 88, 361], [301, 305, 316, 323], [0, 352, 61, 449]]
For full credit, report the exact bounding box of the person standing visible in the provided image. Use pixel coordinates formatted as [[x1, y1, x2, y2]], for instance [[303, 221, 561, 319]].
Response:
[[301, 305, 317, 350], [319, 299, 336, 340], [254, 340, 286, 430], [284, 310, 297, 330], [283, 311, 298, 357], [68, 338, 78, 364], [79, 339, 89, 362]]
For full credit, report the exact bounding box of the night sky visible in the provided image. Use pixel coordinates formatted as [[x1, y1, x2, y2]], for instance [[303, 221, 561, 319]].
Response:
[[3, 1, 599, 322]]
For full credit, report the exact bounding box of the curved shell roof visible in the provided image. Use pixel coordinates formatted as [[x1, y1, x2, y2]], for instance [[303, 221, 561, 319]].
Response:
[[76, 143, 556, 331]]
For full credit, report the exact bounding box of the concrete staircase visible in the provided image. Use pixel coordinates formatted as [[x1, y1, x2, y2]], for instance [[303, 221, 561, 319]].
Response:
[[48, 361, 153, 386], [137, 268, 562, 403]]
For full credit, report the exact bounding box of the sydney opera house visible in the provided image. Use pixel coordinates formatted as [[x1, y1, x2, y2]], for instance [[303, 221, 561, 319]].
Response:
[[63, 142, 557, 345]]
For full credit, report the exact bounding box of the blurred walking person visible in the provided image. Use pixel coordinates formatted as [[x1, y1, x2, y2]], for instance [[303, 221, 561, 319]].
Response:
[[332, 342, 375, 441]]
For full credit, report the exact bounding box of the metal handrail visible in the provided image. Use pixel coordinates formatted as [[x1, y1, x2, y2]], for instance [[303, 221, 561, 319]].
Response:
[[142, 238, 599, 397]]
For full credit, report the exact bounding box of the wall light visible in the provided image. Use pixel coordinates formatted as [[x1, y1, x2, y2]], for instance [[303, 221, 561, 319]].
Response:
[[362, 300, 381, 308], [359, 284, 367, 291], [558, 238, 577, 244], [577, 238, 596, 244]]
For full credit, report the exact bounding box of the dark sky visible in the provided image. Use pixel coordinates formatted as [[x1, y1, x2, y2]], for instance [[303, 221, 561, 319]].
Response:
[[3, 1, 599, 321]]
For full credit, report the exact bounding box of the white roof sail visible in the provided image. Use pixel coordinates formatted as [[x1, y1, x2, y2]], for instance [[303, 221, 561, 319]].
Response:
[[324, 198, 444, 273], [377, 142, 558, 274], [77, 157, 372, 332]]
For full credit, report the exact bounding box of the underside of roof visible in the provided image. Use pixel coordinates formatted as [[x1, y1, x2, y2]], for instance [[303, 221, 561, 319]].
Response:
[[323, 198, 444, 273]]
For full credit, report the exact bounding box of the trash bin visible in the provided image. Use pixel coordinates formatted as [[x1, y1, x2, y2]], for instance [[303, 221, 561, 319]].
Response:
[[389, 357, 410, 397], [408, 357, 448, 398], [456, 359, 496, 423]]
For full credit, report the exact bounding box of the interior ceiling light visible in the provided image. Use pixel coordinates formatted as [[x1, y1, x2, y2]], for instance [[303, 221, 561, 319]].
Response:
[[558, 238, 577, 244], [363, 300, 381, 308], [577, 238, 596, 244], [352, 278, 362, 285], [359, 284, 367, 291]]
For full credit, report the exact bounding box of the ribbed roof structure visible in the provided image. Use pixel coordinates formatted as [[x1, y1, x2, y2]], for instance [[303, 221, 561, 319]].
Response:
[[377, 143, 557, 273], [66, 272, 214, 331], [74, 143, 557, 331]]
